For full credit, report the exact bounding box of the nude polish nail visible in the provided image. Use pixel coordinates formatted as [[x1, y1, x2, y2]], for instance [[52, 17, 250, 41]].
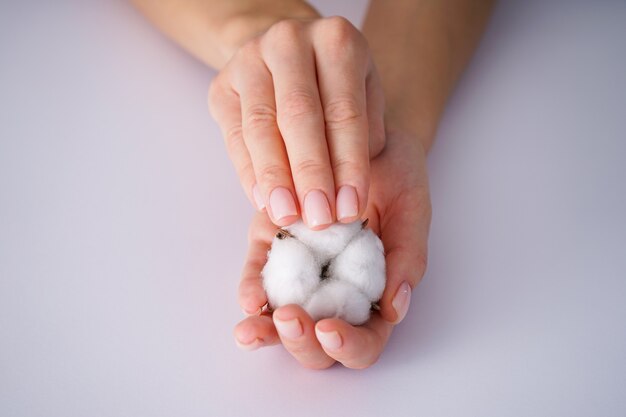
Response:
[[269, 187, 297, 221], [274, 318, 302, 340], [336, 185, 358, 221], [304, 190, 332, 228], [235, 337, 263, 351], [252, 184, 265, 211], [392, 281, 412, 324], [315, 329, 342, 351]]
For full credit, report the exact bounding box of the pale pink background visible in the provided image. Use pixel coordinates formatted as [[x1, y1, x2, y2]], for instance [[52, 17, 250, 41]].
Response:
[[1, 1, 625, 416]]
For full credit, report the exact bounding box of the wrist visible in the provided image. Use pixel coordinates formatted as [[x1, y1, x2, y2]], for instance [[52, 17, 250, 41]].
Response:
[[216, 2, 321, 67]]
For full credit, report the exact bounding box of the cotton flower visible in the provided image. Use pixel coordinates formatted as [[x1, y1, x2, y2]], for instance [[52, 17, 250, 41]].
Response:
[[261, 219, 386, 325]]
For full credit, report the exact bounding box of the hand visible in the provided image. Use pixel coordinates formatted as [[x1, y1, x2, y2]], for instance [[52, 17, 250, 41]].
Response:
[[234, 129, 431, 369], [209, 16, 385, 230]]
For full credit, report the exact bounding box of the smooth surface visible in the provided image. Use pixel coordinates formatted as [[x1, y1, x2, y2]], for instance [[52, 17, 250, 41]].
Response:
[[1, 1, 625, 416]]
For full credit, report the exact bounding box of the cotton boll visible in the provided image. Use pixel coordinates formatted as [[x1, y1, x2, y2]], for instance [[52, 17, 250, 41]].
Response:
[[305, 280, 372, 325], [262, 219, 386, 325], [261, 235, 321, 309], [328, 228, 386, 301], [284, 220, 362, 263]]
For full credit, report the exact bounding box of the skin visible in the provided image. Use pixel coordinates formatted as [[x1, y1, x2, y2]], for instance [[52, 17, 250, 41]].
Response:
[[132, 0, 494, 369]]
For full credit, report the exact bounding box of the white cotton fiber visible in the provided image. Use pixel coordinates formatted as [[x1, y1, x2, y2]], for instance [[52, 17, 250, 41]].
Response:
[[284, 220, 362, 263], [328, 228, 386, 301], [305, 280, 372, 325], [262, 236, 321, 308], [261, 219, 386, 325]]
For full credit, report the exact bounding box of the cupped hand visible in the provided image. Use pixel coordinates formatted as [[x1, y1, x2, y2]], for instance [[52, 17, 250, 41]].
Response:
[[234, 130, 432, 369], [209, 16, 385, 230]]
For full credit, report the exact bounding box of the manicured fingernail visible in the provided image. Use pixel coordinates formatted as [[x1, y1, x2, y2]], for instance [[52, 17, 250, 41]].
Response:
[[315, 329, 342, 351], [235, 337, 263, 351], [304, 190, 332, 228], [252, 184, 265, 211], [336, 185, 358, 221], [392, 281, 412, 324], [269, 187, 297, 221], [274, 318, 302, 339], [242, 306, 262, 316]]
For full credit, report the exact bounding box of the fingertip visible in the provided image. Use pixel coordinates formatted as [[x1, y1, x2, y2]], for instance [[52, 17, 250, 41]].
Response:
[[302, 189, 333, 230], [381, 281, 412, 324], [234, 320, 257, 346], [315, 317, 388, 369], [336, 185, 359, 223], [268, 187, 299, 225], [234, 315, 280, 349], [235, 337, 263, 351], [252, 183, 266, 211], [237, 279, 267, 316], [273, 304, 310, 323]]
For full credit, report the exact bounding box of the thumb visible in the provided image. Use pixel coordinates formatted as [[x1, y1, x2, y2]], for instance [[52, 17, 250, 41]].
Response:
[[378, 190, 431, 324]]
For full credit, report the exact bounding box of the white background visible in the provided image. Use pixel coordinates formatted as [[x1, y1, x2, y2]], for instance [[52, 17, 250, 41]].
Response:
[[1, 1, 625, 416]]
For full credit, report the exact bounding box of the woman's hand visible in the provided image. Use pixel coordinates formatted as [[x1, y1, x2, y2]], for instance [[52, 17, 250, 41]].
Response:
[[209, 16, 385, 230], [234, 129, 431, 369]]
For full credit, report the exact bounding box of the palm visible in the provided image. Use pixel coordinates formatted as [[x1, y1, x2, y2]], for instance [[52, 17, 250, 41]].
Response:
[[234, 131, 432, 368], [365, 130, 431, 320]]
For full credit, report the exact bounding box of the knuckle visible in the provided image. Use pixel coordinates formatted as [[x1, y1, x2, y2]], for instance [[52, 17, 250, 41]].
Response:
[[324, 95, 363, 129], [318, 16, 364, 57], [244, 103, 277, 130], [331, 156, 367, 178], [257, 164, 290, 186], [238, 37, 262, 56], [324, 16, 357, 38], [278, 87, 321, 122], [231, 35, 264, 64], [293, 158, 327, 178], [266, 19, 303, 44], [223, 124, 244, 148]]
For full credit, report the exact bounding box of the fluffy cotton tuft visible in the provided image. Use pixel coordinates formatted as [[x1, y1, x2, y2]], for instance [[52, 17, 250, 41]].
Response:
[[261, 236, 321, 308], [305, 280, 372, 325], [261, 219, 386, 325], [327, 228, 386, 301], [284, 220, 362, 264]]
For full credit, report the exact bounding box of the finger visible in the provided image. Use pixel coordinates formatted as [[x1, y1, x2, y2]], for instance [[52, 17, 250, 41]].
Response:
[[262, 20, 336, 230], [234, 314, 280, 351], [273, 304, 335, 369], [379, 181, 431, 324], [314, 313, 393, 369], [208, 72, 262, 210], [238, 213, 275, 315], [312, 17, 370, 223], [365, 61, 386, 158], [231, 43, 300, 226]]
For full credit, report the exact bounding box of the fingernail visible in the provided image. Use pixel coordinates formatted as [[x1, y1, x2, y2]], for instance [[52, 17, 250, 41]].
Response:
[[304, 190, 332, 228], [242, 306, 261, 316], [252, 184, 265, 211], [336, 185, 358, 221], [392, 281, 412, 324], [274, 318, 302, 339], [315, 329, 342, 351], [235, 337, 263, 351], [269, 187, 297, 221]]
